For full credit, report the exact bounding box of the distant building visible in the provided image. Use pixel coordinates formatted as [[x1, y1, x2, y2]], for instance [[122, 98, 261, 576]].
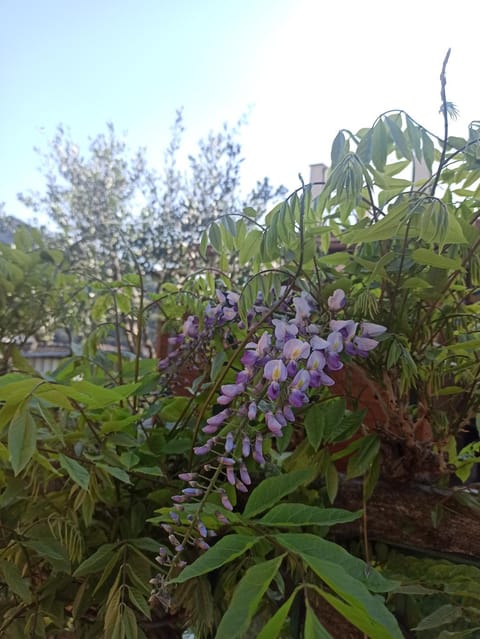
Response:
[[0, 214, 27, 245], [309, 163, 327, 199]]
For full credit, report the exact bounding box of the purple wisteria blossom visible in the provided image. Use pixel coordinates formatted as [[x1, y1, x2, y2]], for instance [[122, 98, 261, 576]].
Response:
[[182, 315, 199, 338], [328, 289, 346, 311], [293, 292, 314, 323], [217, 383, 245, 405], [272, 318, 298, 346], [241, 331, 272, 366], [265, 411, 285, 437], [360, 322, 387, 338], [202, 409, 231, 434], [264, 359, 288, 400], [159, 287, 386, 566], [247, 402, 257, 421]]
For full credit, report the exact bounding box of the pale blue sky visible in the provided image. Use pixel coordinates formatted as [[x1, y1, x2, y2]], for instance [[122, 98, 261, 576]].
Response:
[[1, 0, 479, 222]]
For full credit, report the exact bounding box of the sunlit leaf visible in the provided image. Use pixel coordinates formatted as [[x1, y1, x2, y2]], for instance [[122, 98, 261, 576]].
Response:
[[385, 115, 411, 160], [411, 248, 462, 270]]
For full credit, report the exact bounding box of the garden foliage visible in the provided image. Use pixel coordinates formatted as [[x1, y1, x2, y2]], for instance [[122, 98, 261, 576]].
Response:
[[1, 79, 480, 637]]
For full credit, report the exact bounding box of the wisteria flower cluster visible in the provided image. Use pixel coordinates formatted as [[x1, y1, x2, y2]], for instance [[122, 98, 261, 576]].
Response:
[[155, 287, 385, 569]]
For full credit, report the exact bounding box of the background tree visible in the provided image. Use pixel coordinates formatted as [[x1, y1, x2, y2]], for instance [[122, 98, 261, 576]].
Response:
[[19, 123, 153, 283], [0, 218, 78, 371], [19, 112, 286, 286]]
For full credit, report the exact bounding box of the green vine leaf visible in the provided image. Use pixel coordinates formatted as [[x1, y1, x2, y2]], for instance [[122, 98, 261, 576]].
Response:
[[257, 588, 300, 639], [171, 534, 259, 584], [305, 600, 334, 638], [8, 405, 37, 475], [58, 453, 90, 491], [243, 468, 315, 519], [411, 248, 462, 270], [256, 503, 361, 528], [215, 554, 285, 639]]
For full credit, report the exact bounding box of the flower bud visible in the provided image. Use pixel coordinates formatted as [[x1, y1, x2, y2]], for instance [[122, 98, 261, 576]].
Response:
[[225, 432, 235, 453], [226, 466, 236, 485], [220, 490, 233, 511]]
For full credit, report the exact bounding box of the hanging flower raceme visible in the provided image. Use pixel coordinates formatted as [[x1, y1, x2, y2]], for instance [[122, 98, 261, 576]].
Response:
[[156, 287, 385, 567]]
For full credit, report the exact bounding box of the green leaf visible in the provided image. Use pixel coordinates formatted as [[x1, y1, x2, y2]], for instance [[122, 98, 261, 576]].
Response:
[[356, 129, 373, 164], [316, 585, 400, 639], [0, 402, 20, 432], [0, 559, 32, 603], [274, 533, 397, 594], [330, 409, 366, 443], [422, 130, 435, 172], [347, 435, 380, 478], [243, 468, 315, 518], [122, 605, 138, 639], [0, 378, 43, 403], [257, 588, 300, 639], [125, 538, 158, 556], [64, 380, 126, 407], [74, 543, 117, 577], [0, 477, 25, 508], [325, 461, 339, 503], [104, 585, 122, 638], [304, 404, 326, 451], [209, 222, 222, 252], [91, 293, 111, 320], [22, 537, 70, 572], [331, 131, 347, 167], [413, 604, 463, 631], [411, 248, 462, 270], [305, 558, 403, 639], [239, 228, 262, 265], [256, 503, 361, 528], [58, 453, 90, 491], [8, 405, 37, 475], [304, 399, 346, 451], [93, 552, 122, 595], [363, 451, 381, 500], [172, 534, 258, 584], [128, 588, 151, 620], [342, 200, 409, 243], [35, 388, 74, 410], [159, 396, 190, 422], [160, 437, 191, 455], [438, 629, 480, 639], [97, 463, 132, 484], [385, 116, 411, 159], [372, 119, 389, 171], [238, 277, 257, 322], [116, 291, 132, 314], [199, 230, 208, 259], [215, 555, 285, 639], [405, 116, 423, 160], [401, 277, 432, 290], [305, 601, 334, 638], [210, 350, 227, 381], [316, 251, 352, 267]]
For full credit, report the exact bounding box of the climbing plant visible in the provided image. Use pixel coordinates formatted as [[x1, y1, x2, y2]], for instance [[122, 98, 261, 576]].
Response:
[[1, 54, 480, 638]]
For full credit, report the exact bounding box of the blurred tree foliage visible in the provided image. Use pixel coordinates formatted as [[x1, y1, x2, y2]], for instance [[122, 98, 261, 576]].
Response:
[[19, 112, 286, 286]]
